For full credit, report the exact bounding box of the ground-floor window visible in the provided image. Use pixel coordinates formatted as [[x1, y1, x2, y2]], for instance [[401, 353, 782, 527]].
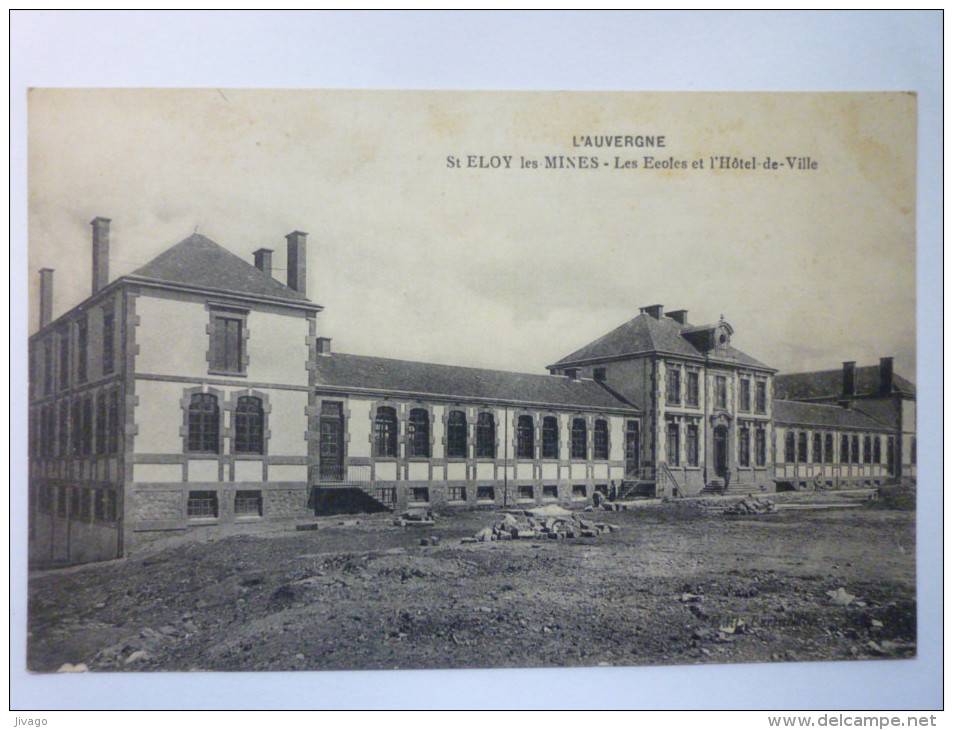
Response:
[[448, 486, 467, 502], [234, 490, 263, 517], [542, 484, 558, 499], [572, 484, 587, 499], [518, 484, 534, 501], [755, 427, 766, 467], [375, 487, 397, 507], [187, 490, 218, 518], [476, 486, 495, 501], [410, 487, 430, 503], [738, 426, 750, 467], [686, 423, 699, 467]]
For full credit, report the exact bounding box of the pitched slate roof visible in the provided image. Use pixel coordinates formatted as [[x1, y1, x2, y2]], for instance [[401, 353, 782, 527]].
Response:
[[775, 366, 915, 400], [773, 400, 892, 431], [549, 312, 772, 370], [313, 352, 639, 412], [127, 233, 312, 304]]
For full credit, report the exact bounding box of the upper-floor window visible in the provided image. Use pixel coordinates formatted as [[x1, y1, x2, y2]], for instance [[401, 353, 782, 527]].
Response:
[[187, 393, 220, 454], [739, 379, 751, 412], [755, 381, 767, 413], [77, 316, 88, 383], [102, 309, 115, 375], [812, 433, 822, 464], [476, 412, 496, 458], [234, 396, 264, 454], [886, 437, 895, 471], [408, 408, 430, 458], [571, 418, 587, 460], [107, 390, 120, 453], [517, 415, 535, 459], [863, 435, 872, 464], [58, 400, 69, 456], [824, 433, 834, 464], [209, 313, 246, 374], [593, 420, 609, 460], [850, 435, 860, 464], [44, 340, 53, 395], [841, 434, 849, 463], [715, 376, 727, 409], [686, 371, 700, 407], [666, 368, 681, 405], [911, 437, 916, 464], [541, 416, 559, 459], [797, 432, 808, 463], [446, 410, 467, 459], [95, 395, 108, 454], [58, 329, 70, 390], [873, 435, 881, 464], [374, 406, 398, 457]]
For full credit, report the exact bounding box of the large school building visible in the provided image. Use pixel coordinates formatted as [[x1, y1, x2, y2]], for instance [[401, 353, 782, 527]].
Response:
[[27, 221, 916, 565]]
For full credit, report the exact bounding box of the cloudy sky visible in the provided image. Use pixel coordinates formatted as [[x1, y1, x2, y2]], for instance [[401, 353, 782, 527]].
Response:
[[28, 89, 916, 379]]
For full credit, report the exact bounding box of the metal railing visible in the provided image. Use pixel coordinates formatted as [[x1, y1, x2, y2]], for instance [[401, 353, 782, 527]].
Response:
[[315, 463, 372, 485]]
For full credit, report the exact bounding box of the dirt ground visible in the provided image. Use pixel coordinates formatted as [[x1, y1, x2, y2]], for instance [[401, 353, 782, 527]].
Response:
[[26, 496, 916, 673]]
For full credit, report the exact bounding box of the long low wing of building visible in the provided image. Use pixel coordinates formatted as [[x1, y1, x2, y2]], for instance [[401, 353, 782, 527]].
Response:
[[310, 347, 642, 511]]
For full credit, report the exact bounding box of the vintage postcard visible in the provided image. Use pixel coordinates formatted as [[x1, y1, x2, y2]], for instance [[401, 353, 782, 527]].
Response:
[[26, 89, 916, 675]]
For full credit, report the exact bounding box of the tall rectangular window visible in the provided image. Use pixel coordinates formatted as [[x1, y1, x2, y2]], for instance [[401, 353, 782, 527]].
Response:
[[44, 340, 53, 394], [841, 434, 850, 463], [739, 426, 750, 467], [785, 432, 796, 463], [715, 376, 727, 409], [475, 412, 495, 458], [59, 329, 70, 390], [850, 435, 860, 464], [686, 371, 699, 407], [812, 432, 822, 464], [570, 418, 587, 460], [873, 435, 881, 464], [446, 411, 468, 458], [593, 420, 609, 460], [755, 381, 767, 413], [102, 309, 115, 375], [517, 415, 535, 459], [187, 393, 220, 454], [77, 317, 88, 383], [666, 368, 681, 405], [58, 400, 69, 456], [863, 435, 872, 464], [234, 396, 265, 454], [739, 379, 751, 411], [373, 406, 398, 457], [797, 432, 808, 463], [686, 423, 698, 466], [210, 315, 244, 373], [755, 427, 766, 467], [107, 390, 120, 453], [408, 408, 431, 458], [541, 416, 559, 459], [666, 421, 680, 466], [95, 395, 107, 454], [824, 433, 834, 464]]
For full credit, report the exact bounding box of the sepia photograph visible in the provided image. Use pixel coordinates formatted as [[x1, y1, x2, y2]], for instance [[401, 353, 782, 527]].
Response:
[[11, 11, 941, 713], [25, 88, 918, 671]]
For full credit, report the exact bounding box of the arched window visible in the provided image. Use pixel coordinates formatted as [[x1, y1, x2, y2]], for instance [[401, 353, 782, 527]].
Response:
[[571, 418, 587, 460], [234, 396, 264, 454], [841, 434, 850, 463], [812, 433, 822, 464], [863, 435, 872, 464], [593, 419, 609, 460], [408, 408, 431, 457], [446, 410, 467, 458], [517, 415, 535, 459], [188, 393, 220, 453], [797, 432, 808, 463], [873, 435, 881, 464], [851, 435, 860, 463], [476, 412, 496, 458], [784, 431, 795, 463], [541, 416, 559, 459], [374, 406, 398, 457]]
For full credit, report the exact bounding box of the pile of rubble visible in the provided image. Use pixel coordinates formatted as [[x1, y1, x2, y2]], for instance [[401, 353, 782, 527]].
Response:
[[393, 510, 436, 527], [723, 497, 777, 515], [462, 511, 620, 543]]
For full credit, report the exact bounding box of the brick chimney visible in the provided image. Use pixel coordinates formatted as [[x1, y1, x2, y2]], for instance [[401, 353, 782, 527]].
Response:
[[91, 216, 111, 294], [285, 231, 307, 296], [39, 268, 54, 328], [640, 304, 663, 320], [253, 248, 273, 278], [665, 309, 688, 325], [842, 361, 856, 398], [879, 357, 894, 396], [316, 336, 332, 356]]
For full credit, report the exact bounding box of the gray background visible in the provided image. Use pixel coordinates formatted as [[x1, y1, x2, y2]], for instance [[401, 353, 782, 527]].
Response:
[[10, 10, 942, 710]]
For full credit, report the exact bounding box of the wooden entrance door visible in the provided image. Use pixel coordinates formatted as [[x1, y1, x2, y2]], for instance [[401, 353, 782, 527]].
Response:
[[713, 425, 729, 478]]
